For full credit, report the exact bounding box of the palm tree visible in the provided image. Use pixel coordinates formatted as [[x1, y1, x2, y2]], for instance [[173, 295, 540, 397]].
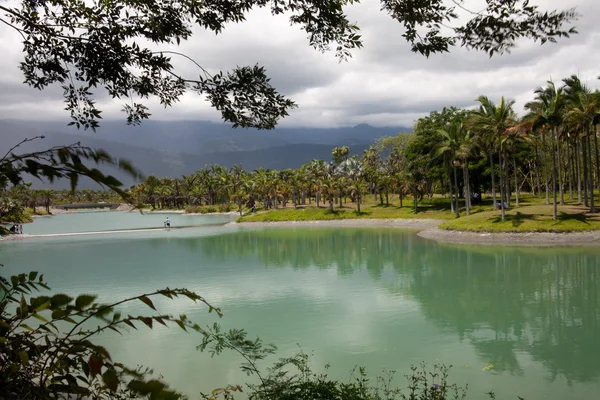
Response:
[[528, 81, 567, 219], [469, 96, 516, 222], [503, 123, 531, 207], [319, 178, 337, 212], [337, 157, 365, 212], [564, 76, 600, 212], [433, 121, 463, 218], [456, 128, 478, 215]]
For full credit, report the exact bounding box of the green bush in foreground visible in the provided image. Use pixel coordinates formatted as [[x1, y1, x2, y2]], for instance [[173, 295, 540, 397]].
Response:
[[2, 270, 503, 400]]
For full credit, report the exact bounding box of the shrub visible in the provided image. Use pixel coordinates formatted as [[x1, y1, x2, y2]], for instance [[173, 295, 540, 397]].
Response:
[[217, 203, 234, 213], [0, 270, 217, 399]]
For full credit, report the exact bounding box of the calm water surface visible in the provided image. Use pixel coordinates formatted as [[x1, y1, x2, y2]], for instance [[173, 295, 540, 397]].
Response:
[[2, 212, 600, 399]]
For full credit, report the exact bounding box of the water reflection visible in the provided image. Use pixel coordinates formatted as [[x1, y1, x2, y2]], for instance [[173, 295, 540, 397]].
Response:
[[194, 227, 600, 384]]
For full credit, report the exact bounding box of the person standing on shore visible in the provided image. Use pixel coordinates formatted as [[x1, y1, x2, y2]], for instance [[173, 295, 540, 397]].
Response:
[[164, 216, 171, 230], [19, 225, 23, 234]]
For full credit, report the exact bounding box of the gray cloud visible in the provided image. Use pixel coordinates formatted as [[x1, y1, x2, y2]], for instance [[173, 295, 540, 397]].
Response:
[[0, 0, 598, 128]]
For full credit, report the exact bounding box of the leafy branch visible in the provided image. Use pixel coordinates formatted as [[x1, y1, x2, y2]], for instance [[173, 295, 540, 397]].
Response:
[[0, 270, 222, 399]]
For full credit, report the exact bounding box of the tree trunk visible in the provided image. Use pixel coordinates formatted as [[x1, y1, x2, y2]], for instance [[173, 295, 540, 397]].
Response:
[[357, 193, 361, 213], [576, 138, 582, 204], [534, 142, 542, 198], [551, 126, 558, 220], [413, 190, 418, 214], [504, 149, 510, 208], [329, 200, 334, 212], [595, 127, 600, 199], [453, 164, 460, 218], [514, 157, 519, 207], [588, 135, 596, 213], [385, 188, 389, 206], [583, 137, 589, 207], [498, 132, 506, 221], [463, 165, 471, 216], [566, 139, 573, 201], [448, 175, 454, 215], [557, 133, 564, 205], [489, 149, 497, 209], [541, 131, 550, 204]]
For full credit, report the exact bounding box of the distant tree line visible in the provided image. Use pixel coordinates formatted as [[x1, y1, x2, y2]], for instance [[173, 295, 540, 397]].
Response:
[[125, 75, 600, 221]]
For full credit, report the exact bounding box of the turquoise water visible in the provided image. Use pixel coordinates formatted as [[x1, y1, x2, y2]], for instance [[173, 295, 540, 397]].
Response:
[[2, 213, 600, 399], [23, 211, 234, 234]]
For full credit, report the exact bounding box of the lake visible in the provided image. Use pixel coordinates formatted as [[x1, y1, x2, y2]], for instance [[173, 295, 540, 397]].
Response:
[[2, 212, 600, 399]]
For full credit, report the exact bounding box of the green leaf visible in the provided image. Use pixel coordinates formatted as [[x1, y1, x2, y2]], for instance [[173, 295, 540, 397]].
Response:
[[175, 320, 187, 332], [141, 317, 153, 329], [31, 296, 51, 311], [51, 309, 66, 319], [19, 351, 29, 365], [88, 354, 103, 377], [19, 294, 29, 317], [138, 296, 156, 311], [123, 319, 137, 330], [51, 293, 73, 307], [102, 368, 119, 392], [28, 271, 38, 281], [75, 294, 97, 310], [81, 359, 90, 377], [32, 312, 50, 323]]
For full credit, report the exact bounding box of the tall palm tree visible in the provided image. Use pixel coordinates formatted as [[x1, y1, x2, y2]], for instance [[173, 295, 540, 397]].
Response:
[[469, 96, 516, 222], [564, 76, 600, 213], [502, 122, 532, 208], [529, 81, 567, 219], [433, 121, 464, 218], [337, 157, 365, 212]]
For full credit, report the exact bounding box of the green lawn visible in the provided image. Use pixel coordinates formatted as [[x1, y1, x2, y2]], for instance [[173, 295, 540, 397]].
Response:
[[237, 198, 454, 222], [237, 193, 600, 233], [440, 204, 600, 232]]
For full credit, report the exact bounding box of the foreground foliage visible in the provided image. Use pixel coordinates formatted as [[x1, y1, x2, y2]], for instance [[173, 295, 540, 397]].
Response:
[[0, 270, 219, 399]]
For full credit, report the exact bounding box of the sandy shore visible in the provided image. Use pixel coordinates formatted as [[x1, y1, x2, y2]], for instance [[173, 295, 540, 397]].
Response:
[[230, 218, 443, 229], [418, 227, 600, 246]]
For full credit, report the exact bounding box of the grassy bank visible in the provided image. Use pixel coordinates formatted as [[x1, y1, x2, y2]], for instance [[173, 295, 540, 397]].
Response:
[[440, 204, 600, 233], [237, 198, 454, 222]]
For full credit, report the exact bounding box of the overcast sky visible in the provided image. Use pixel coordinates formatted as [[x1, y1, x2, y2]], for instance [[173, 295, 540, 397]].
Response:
[[0, 0, 598, 128]]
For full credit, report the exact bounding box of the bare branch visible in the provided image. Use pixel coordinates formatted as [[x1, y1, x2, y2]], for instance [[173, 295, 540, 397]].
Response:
[[0, 136, 47, 163]]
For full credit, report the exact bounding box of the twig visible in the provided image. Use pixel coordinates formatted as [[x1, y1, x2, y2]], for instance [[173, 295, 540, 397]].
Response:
[[0, 136, 46, 163], [155, 50, 213, 79], [0, 17, 27, 40], [450, 0, 486, 16]]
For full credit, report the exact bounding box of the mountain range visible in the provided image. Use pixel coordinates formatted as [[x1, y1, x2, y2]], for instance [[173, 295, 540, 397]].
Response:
[[0, 119, 410, 189]]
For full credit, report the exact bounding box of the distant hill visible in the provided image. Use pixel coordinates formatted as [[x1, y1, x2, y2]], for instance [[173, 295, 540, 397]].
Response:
[[1, 120, 380, 188], [2, 119, 410, 155]]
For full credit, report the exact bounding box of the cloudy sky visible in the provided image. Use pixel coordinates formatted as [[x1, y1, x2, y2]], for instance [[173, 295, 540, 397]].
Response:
[[0, 0, 598, 128]]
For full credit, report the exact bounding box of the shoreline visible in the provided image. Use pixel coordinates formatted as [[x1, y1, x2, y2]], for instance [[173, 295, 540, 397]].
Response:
[[5, 214, 600, 245], [418, 227, 600, 246], [232, 219, 600, 246], [230, 218, 443, 229]]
